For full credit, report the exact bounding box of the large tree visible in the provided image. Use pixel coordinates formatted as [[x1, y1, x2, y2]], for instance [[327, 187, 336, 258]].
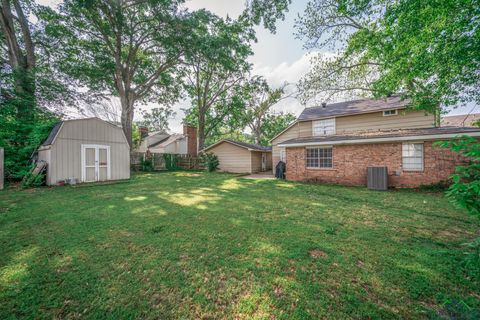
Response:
[[183, 10, 253, 152], [50, 0, 192, 147], [1, 0, 36, 123], [242, 0, 291, 32], [1, 1, 71, 179], [138, 106, 176, 132], [241, 76, 294, 144], [296, 0, 480, 116]]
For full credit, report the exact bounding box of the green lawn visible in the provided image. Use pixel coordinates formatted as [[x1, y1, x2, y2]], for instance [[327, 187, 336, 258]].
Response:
[[0, 172, 479, 319]]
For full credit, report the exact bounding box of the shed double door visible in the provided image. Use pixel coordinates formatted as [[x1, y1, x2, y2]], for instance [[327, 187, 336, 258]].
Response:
[[82, 144, 111, 182]]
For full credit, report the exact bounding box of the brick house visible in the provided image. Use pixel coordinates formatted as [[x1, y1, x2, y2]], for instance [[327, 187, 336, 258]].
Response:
[[271, 96, 480, 188]]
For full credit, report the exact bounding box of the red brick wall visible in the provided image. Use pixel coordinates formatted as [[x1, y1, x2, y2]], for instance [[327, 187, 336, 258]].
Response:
[[285, 141, 466, 188], [183, 126, 197, 156]]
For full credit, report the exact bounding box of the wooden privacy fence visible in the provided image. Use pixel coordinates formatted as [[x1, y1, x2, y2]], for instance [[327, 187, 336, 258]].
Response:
[[130, 152, 204, 171]]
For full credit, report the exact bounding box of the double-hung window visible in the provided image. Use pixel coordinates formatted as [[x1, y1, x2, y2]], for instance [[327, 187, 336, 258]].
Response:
[[306, 147, 333, 168], [402, 143, 424, 171], [312, 118, 335, 136]]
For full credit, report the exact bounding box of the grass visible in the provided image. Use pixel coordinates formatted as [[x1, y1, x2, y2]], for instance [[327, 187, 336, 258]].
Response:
[[0, 171, 479, 319]]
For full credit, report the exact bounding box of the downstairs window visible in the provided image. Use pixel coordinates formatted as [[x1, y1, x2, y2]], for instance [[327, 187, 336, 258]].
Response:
[[402, 143, 424, 171], [306, 147, 333, 168]]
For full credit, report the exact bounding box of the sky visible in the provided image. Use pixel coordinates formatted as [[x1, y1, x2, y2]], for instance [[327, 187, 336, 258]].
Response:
[[38, 0, 477, 133]]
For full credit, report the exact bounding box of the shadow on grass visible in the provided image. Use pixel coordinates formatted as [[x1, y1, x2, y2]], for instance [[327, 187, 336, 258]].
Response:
[[0, 172, 479, 318]]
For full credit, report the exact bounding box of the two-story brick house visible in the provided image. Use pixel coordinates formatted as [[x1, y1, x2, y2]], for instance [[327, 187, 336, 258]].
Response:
[[271, 96, 480, 188]]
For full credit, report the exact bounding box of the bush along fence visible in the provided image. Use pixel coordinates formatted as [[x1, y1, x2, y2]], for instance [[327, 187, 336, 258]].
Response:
[[130, 152, 204, 171]]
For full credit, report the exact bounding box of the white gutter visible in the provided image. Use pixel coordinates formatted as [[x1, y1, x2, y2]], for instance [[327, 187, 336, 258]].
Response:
[[278, 131, 480, 147]]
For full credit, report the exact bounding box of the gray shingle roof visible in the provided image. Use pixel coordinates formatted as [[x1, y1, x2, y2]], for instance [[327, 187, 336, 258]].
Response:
[[442, 113, 480, 127], [278, 127, 480, 146], [298, 96, 409, 121], [224, 139, 272, 151], [204, 139, 272, 152]]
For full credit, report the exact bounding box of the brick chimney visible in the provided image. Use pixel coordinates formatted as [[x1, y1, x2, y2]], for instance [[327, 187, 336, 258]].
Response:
[[183, 125, 197, 156], [138, 126, 149, 138]]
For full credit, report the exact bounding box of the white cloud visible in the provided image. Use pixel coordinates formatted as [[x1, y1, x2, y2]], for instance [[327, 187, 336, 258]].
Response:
[[252, 52, 338, 117]]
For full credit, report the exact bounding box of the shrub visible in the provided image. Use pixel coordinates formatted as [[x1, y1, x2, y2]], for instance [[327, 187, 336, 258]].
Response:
[[21, 163, 46, 188], [436, 136, 480, 217], [141, 158, 154, 172], [163, 153, 178, 171], [201, 153, 219, 172], [436, 136, 480, 280]]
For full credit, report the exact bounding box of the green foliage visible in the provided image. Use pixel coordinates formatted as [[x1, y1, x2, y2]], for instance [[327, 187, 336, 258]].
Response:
[[182, 10, 254, 150], [132, 124, 142, 150], [297, 0, 480, 113], [240, 76, 295, 145], [138, 107, 176, 132], [140, 158, 154, 172], [46, 0, 191, 146], [0, 96, 59, 180], [240, 0, 291, 32], [162, 153, 178, 171], [436, 136, 480, 217], [201, 153, 219, 172], [261, 112, 296, 144], [21, 164, 46, 189]]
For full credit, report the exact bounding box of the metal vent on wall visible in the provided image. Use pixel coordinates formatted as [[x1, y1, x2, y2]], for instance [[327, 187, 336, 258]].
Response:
[[367, 166, 388, 191]]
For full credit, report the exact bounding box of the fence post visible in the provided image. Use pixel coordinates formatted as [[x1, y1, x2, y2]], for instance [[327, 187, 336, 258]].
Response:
[[0, 148, 4, 190]]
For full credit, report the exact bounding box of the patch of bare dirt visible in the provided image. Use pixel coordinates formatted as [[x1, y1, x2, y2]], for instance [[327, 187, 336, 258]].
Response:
[[309, 249, 327, 259]]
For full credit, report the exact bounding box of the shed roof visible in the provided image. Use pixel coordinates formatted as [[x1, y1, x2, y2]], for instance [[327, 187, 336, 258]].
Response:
[[203, 139, 272, 152], [298, 96, 409, 121], [278, 126, 480, 147], [42, 122, 63, 146], [41, 117, 127, 146]]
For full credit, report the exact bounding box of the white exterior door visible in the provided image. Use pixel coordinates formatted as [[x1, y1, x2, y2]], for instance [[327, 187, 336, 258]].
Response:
[[81, 144, 111, 182]]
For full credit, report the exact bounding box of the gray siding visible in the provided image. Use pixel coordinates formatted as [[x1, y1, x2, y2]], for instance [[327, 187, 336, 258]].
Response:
[[45, 118, 130, 185]]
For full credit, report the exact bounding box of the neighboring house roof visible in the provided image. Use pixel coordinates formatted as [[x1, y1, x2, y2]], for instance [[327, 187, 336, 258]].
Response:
[[278, 127, 480, 147], [148, 136, 170, 148], [149, 134, 184, 149], [298, 96, 409, 121], [442, 113, 480, 127], [203, 139, 272, 152]]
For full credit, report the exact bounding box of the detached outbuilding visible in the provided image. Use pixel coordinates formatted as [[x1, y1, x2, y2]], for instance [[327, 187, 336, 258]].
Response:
[[37, 117, 130, 186], [203, 139, 272, 174]]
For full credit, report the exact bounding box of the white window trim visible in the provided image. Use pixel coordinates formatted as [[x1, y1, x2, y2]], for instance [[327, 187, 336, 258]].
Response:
[[383, 109, 398, 116], [312, 118, 336, 136], [81, 144, 111, 182], [305, 146, 333, 169], [402, 143, 424, 171], [279, 148, 286, 162]]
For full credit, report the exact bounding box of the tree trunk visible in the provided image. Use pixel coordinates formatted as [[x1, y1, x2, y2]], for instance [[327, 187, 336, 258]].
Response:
[[254, 127, 261, 144], [197, 110, 206, 153], [120, 95, 135, 149]]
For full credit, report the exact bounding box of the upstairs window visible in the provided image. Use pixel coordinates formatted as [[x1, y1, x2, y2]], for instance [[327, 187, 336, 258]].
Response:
[[402, 143, 424, 171], [306, 147, 333, 168], [312, 118, 335, 136], [383, 109, 398, 116]]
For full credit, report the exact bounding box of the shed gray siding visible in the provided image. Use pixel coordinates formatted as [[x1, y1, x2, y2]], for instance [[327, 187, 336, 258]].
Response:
[[40, 118, 130, 185]]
